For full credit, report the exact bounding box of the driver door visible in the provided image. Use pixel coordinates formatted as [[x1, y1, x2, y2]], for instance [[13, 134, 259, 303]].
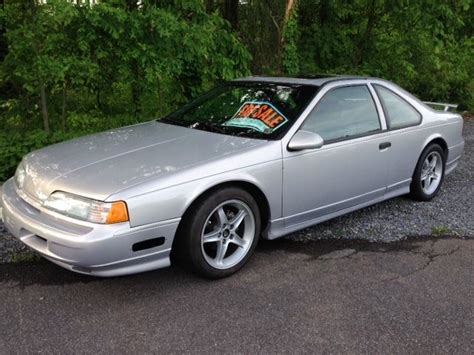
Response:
[[282, 84, 391, 226]]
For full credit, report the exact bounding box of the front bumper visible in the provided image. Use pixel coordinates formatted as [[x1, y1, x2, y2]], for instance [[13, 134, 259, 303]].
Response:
[[0, 179, 180, 277]]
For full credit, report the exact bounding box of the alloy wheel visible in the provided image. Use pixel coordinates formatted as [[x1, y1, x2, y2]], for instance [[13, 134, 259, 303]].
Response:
[[420, 151, 443, 195], [200, 199, 256, 270]]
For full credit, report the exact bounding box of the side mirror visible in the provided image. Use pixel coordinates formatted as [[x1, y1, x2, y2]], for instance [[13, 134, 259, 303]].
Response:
[[288, 130, 324, 151]]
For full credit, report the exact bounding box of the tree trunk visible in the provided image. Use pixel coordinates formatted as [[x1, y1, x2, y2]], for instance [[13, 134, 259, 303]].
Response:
[[279, 0, 297, 73], [61, 82, 67, 131], [355, 0, 377, 66], [40, 84, 50, 134], [0, 0, 6, 62], [284, 0, 296, 24], [282, 0, 297, 45], [125, 0, 139, 11], [95, 85, 103, 111], [131, 60, 141, 117], [318, 1, 330, 26], [222, 0, 239, 29], [205, 0, 217, 13]]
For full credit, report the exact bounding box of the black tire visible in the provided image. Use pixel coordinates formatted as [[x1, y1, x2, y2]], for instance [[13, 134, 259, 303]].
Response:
[[174, 186, 261, 279], [409, 143, 446, 201]]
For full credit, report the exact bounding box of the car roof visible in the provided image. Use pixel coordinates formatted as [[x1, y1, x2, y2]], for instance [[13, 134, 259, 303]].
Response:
[[232, 75, 433, 113], [233, 75, 373, 87]]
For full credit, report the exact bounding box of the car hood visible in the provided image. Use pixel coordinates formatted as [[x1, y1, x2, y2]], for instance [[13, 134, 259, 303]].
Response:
[[20, 122, 267, 201]]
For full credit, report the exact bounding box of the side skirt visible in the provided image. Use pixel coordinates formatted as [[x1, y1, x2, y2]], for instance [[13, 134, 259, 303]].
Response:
[[264, 184, 411, 240]]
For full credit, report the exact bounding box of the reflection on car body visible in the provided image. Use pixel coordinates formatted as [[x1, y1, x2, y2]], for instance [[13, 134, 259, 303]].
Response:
[[0, 75, 465, 278]]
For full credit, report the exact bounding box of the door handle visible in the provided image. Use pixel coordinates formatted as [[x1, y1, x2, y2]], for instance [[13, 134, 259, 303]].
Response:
[[379, 142, 391, 150]]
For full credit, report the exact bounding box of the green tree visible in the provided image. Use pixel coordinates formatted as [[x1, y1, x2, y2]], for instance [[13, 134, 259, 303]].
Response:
[[2, 1, 80, 132], [295, 0, 473, 105]]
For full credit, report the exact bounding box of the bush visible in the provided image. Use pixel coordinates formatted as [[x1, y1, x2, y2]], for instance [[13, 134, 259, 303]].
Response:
[[0, 130, 74, 181], [0, 1, 251, 181], [0, 113, 149, 181]]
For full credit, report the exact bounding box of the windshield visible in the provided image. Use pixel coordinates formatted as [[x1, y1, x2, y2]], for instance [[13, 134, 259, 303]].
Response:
[[161, 82, 318, 140]]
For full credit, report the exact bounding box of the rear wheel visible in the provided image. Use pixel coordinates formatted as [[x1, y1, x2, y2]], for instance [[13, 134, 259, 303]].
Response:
[[176, 187, 261, 278], [410, 144, 445, 201]]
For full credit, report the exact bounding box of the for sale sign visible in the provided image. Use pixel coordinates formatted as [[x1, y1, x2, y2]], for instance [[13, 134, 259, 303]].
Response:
[[223, 101, 289, 133]]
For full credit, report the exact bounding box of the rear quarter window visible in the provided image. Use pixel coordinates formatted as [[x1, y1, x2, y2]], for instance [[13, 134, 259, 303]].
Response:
[[374, 85, 421, 129]]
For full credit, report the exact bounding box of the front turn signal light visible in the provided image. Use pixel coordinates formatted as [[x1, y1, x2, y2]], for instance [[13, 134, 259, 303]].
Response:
[[106, 201, 129, 224]]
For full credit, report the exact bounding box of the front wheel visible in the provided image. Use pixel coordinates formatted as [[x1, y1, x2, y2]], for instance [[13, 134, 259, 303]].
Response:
[[176, 187, 261, 278], [410, 144, 445, 201]]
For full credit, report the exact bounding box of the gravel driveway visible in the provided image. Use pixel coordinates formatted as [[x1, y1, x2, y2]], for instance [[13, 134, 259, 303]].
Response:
[[1, 121, 473, 263]]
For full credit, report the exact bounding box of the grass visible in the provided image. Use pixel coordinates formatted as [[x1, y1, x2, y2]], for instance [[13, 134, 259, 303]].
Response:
[[431, 226, 451, 236], [11, 251, 40, 263]]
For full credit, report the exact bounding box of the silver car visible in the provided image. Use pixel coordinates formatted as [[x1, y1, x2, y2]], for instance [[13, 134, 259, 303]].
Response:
[[0, 76, 465, 278]]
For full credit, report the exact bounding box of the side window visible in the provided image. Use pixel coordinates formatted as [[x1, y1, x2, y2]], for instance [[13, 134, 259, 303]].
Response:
[[301, 85, 381, 142], [374, 85, 421, 129]]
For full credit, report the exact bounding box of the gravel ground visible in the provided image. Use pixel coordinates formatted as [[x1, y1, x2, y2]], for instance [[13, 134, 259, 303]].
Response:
[[1, 121, 473, 263], [0, 223, 29, 263]]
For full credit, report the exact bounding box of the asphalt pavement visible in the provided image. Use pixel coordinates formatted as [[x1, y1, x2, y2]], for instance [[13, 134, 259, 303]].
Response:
[[0, 236, 472, 354], [1, 120, 473, 353]]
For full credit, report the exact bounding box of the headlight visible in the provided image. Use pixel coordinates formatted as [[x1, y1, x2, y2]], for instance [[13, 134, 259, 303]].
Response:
[[15, 162, 26, 189], [43, 191, 129, 224]]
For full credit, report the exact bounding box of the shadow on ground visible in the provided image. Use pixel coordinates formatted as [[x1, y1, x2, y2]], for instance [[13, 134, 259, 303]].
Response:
[[0, 234, 469, 289]]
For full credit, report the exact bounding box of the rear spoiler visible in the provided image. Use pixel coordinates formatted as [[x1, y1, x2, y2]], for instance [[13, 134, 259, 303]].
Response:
[[423, 101, 458, 112]]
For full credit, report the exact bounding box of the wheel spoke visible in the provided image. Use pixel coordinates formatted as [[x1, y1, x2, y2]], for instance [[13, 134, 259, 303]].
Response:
[[216, 207, 228, 226], [421, 170, 429, 180], [215, 240, 228, 264], [427, 176, 433, 188], [203, 229, 221, 244], [230, 210, 247, 230], [230, 234, 247, 248], [430, 155, 438, 169]]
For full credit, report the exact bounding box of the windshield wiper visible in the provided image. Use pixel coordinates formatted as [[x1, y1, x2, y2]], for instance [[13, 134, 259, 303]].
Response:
[[192, 121, 226, 134], [161, 117, 227, 134]]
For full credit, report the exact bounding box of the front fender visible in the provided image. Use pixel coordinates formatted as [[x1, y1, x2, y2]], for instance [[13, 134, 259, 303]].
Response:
[[124, 159, 282, 228]]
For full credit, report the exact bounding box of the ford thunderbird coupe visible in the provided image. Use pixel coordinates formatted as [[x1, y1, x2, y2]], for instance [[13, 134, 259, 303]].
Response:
[[0, 76, 465, 278]]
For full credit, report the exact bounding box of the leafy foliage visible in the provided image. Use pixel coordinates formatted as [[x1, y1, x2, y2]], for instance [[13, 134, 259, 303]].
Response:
[[0, 0, 251, 179], [0, 0, 472, 181], [0, 0, 250, 131], [294, 0, 473, 106]]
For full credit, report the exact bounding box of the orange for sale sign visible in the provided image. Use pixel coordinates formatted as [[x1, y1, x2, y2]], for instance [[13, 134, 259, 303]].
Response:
[[223, 101, 289, 133]]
